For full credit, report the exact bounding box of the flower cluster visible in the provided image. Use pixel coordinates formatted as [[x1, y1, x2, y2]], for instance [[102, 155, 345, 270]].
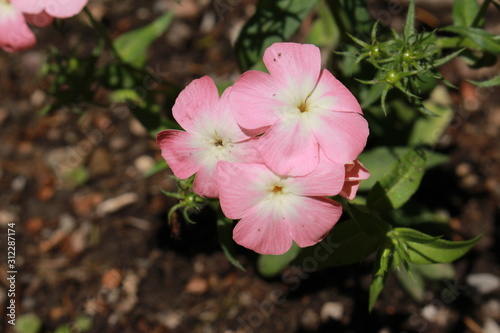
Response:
[[157, 43, 369, 255], [0, 0, 88, 52]]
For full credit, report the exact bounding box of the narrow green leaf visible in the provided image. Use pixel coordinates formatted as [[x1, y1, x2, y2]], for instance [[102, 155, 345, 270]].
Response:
[[114, 12, 174, 68], [369, 247, 392, 311], [453, 0, 481, 27], [469, 75, 500, 87], [440, 25, 500, 53], [414, 263, 456, 280], [432, 48, 465, 67], [394, 228, 481, 264], [394, 227, 443, 244], [395, 263, 425, 302], [217, 217, 246, 271], [235, 0, 320, 72], [367, 147, 427, 212], [403, 0, 416, 41], [258, 242, 301, 277]]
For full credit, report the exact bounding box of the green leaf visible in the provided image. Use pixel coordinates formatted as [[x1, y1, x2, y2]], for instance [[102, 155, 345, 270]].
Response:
[[395, 228, 481, 264], [306, 1, 340, 49], [453, 0, 481, 27], [367, 147, 427, 212], [469, 75, 500, 87], [235, 0, 320, 72], [357, 147, 447, 191], [293, 219, 381, 269], [74, 315, 93, 332], [395, 262, 425, 302], [393, 227, 442, 244], [258, 242, 302, 277], [408, 100, 453, 146], [348, 204, 391, 236], [414, 263, 456, 280], [369, 247, 393, 311], [15, 314, 42, 333], [440, 25, 500, 54], [217, 217, 246, 271], [403, 0, 416, 41], [114, 12, 174, 68]]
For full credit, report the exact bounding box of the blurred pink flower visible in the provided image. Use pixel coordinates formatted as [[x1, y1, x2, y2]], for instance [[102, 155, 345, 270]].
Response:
[[229, 42, 369, 177], [156, 76, 259, 198], [0, 2, 36, 52], [217, 158, 345, 255], [339, 160, 370, 200], [10, 0, 88, 18]]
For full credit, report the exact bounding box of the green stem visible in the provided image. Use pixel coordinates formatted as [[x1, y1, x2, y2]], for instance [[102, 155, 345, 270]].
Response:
[[83, 7, 122, 62], [471, 0, 491, 28]]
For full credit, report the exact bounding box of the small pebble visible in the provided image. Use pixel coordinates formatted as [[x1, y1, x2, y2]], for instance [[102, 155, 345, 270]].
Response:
[[134, 155, 155, 174], [185, 276, 208, 295], [467, 273, 500, 295], [300, 309, 320, 331], [320, 302, 343, 322], [96, 192, 139, 216]]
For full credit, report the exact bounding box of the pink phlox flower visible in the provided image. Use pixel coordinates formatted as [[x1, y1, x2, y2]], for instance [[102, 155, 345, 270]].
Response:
[[229, 42, 369, 177], [339, 160, 370, 200], [156, 76, 260, 198], [10, 0, 88, 18], [24, 11, 54, 27], [0, 1, 36, 52], [217, 155, 346, 255]]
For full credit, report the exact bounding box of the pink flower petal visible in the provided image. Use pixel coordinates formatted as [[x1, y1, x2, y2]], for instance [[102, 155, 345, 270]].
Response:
[[340, 160, 370, 200], [0, 4, 36, 52], [313, 69, 363, 114], [233, 205, 293, 255], [217, 162, 272, 219], [11, 0, 88, 18], [263, 43, 321, 98], [10, 0, 43, 15], [193, 163, 219, 198], [314, 112, 369, 164], [258, 116, 319, 176], [288, 154, 345, 196], [156, 130, 201, 179], [285, 196, 342, 248], [172, 76, 220, 133], [44, 0, 88, 18], [24, 11, 53, 27], [229, 70, 283, 135]]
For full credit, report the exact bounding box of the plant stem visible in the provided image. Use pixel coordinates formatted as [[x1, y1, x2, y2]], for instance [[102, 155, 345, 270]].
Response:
[[83, 7, 122, 62], [471, 0, 492, 28]]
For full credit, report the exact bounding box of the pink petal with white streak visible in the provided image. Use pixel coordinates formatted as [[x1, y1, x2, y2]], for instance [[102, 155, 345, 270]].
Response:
[[217, 162, 275, 219], [263, 43, 321, 98], [0, 4, 35, 52], [258, 115, 319, 176]]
